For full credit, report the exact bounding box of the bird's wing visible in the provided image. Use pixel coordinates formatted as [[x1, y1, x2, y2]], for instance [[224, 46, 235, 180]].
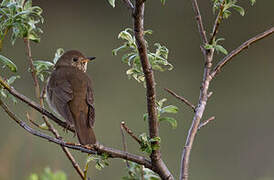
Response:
[[86, 80, 95, 127], [47, 73, 74, 125]]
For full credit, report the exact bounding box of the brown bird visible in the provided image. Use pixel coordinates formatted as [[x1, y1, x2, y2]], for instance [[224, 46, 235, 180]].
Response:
[[46, 50, 96, 145]]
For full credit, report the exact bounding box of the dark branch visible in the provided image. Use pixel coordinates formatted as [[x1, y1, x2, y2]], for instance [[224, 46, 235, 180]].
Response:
[[211, 27, 274, 78], [164, 88, 196, 113], [0, 98, 152, 169], [132, 0, 173, 179], [0, 75, 74, 132], [121, 121, 142, 145], [209, 1, 225, 44], [192, 0, 208, 44]]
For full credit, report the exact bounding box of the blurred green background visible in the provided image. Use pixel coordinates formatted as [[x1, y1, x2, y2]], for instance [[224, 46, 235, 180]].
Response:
[[0, 0, 274, 179]]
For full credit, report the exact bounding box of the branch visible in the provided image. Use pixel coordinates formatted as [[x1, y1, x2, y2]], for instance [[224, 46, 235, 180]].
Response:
[[192, 0, 208, 44], [132, 0, 173, 179], [209, 1, 225, 44], [211, 27, 274, 78], [164, 88, 196, 113], [122, 0, 134, 12], [0, 98, 153, 169], [0, 75, 74, 132], [198, 116, 215, 130], [121, 121, 142, 145]]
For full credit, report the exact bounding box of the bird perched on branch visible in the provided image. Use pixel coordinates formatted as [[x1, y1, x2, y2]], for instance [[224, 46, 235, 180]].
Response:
[[46, 50, 96, 145]]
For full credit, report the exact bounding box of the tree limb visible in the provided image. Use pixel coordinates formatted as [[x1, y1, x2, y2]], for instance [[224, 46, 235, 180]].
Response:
[[132, 0, 173, 179], [0, 75, 74, 132], [0, 98, 153, 170], [211, 27, 274, 78], [191, 0, 208, 44], [164, 88, 196, 113]]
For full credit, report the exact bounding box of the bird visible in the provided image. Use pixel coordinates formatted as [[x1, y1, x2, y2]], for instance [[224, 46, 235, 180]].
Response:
[[46, 50, 96, 145]]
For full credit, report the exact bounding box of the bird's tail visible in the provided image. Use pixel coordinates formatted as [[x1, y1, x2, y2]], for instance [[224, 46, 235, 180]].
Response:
[[74, 112, 97, 145]]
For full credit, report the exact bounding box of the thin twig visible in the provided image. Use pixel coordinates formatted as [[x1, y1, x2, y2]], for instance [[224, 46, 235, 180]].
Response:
[[192, 0, 208, 44], [122, 0, 134, 12], [23, 38, 40, 99], [211, 27, 274, 78], [209, 1, 225, 44], [164, 88, 196, 113], [132, 0, 173, 179], [198, 116, 215, 130], [0, 98, 153, 169], [120, 122, 130, 168], [121, 121, 142, 144]]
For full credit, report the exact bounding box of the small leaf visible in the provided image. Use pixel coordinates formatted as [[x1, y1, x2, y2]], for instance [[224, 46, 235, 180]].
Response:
[[159, 117, 177, 129], [160, 0, 166, 5], [7, 75, 20, 85], [161, 105, 178, 114], [0, 54, 17, 72], [143, 113, 148, 121], [157, 98, 167, 108], [250, 0, 256, 6], [232, 4, 245, 16], [53, 48, 64, 64], [215, 45, 228, 55], [39, 123, 49, 130], [204, 44, 214, 50], [108, 0, 115, 8]]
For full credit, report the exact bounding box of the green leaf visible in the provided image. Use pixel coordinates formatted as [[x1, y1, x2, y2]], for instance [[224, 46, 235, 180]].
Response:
[[159, 117, 177, 129], [143, 113, 148, 121], [28, 174, 38, 180], [0, 54, 17, 72], [232, 4, 245, 16], [161, 105, 178, 114], [112, 44, 127, 56], [250, 0, 256, 6], [157, 98, 167, 108], [215, 45, 228, 55], [204, 44, 214, 50], [53, 48, 64, 64], [7, 75, 20, 84], [160, 0, 166, 5], [108, 0, 115, 8]]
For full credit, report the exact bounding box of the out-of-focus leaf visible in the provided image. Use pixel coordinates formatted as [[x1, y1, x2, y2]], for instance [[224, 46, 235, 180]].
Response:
[[108, 0, 115, 8], [0, 54, 17, 72]]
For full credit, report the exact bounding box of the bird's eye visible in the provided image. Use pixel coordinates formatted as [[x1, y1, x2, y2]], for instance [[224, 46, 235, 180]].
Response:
[[73, 57, 78, 62]]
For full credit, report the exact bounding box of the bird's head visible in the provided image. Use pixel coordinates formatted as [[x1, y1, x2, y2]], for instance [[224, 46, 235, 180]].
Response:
[[55, 50, 95, 72]]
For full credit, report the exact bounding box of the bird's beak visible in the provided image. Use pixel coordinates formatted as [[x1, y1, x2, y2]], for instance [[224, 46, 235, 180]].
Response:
[[81, 57, 96, 63]]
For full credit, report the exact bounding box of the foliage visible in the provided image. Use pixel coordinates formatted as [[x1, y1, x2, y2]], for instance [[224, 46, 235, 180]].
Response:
[[144, 98, 178, 129], [113, 28, 173, 84], [139, 133, 161, 154], [32, 48, 64, 82], [0, 54, 17, 72], [0, 54, 19, 102], [122, 161, 160, 180], [28, 167, 67, 180], [204, 38, 228, 55], [0, 0, 44, 49], [86, 153, 110, 171]]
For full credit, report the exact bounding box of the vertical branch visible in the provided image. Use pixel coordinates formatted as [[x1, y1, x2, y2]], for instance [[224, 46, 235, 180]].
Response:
[[23, 38, 40, 99], [132, 0, 173, 179]]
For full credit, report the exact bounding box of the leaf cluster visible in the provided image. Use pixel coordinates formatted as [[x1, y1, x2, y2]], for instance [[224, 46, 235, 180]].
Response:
[[122, 161, 160, 180], [86, 153, 110, 171], [112, 28, 173, 84], [32, 48, 64, 82], [28, 167, 67, 180], [139, 133, 161, 154], [0, 0, 43, 48], [144, 98, 178, 129], [212, 0, 255, 19]]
